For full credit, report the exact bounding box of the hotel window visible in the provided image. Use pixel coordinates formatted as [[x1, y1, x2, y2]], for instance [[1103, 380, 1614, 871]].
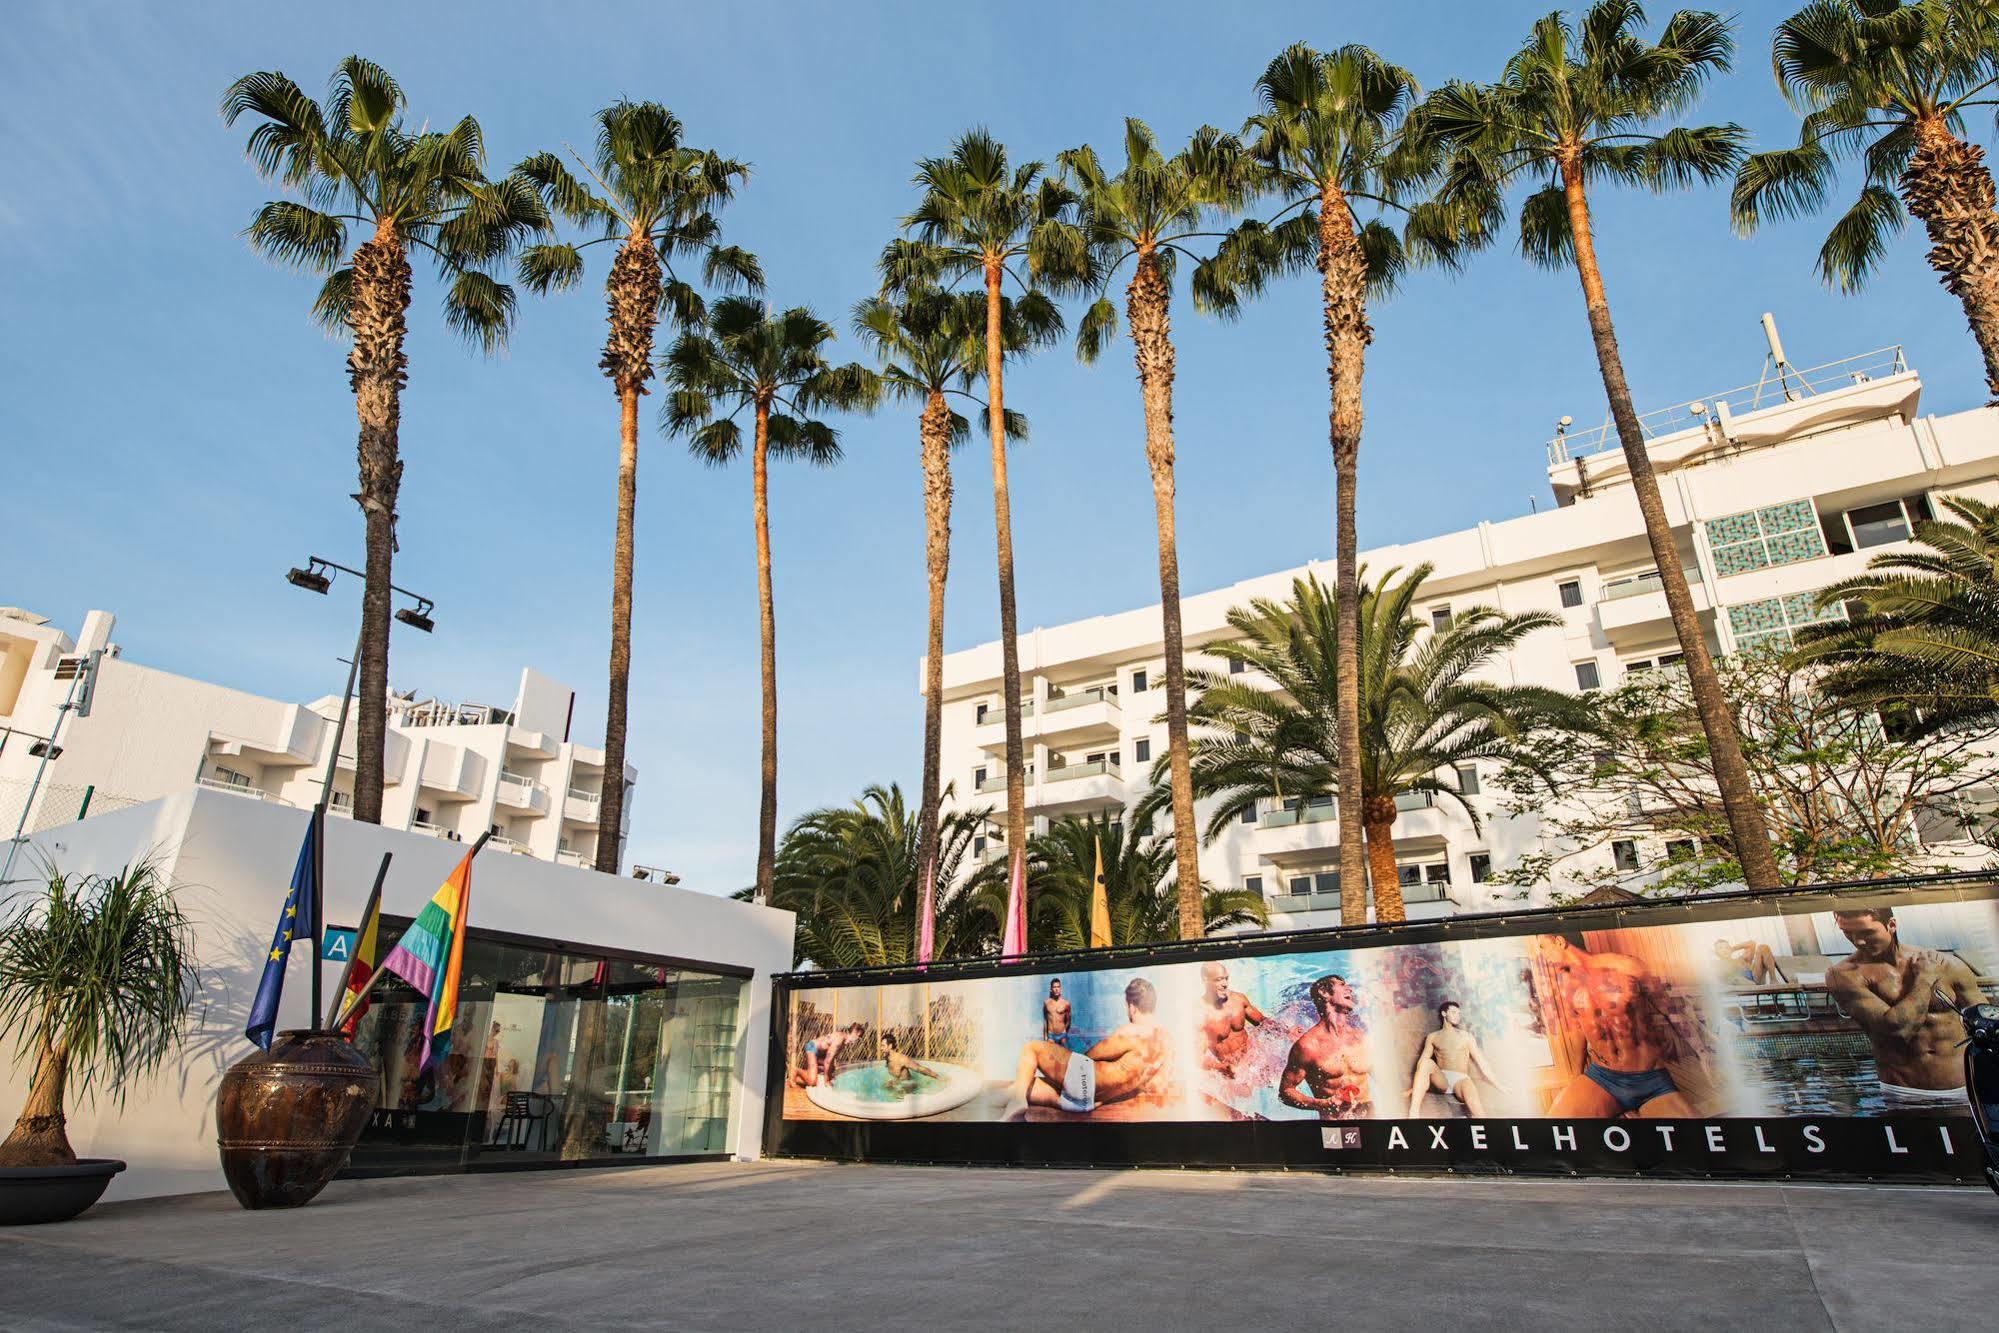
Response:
[[1707, 498, 1825, 576], [973, 835, 986, 856], [1134, 737, 1150, 764], [1244, 874, 1264, 898], [1431, 605, 1453, 633], [1558, 579, 1584, 608], [976, 703, 989, 724], [1241, 804, 1258, 824], [1574, 660, 1602, 691], [1456, 764, 1480, 796], [1287, 870, 1341, 899], [1130, 668, 1148, 693], [213, 766, 252, 788], [972, 765, 987, 788], [1836, 494, 1933, 552], [1469, 852, 1492, 883], [1229, 655, 1246, 674], [1727, 591, 1847, 652], [1612, 839, 1641, 872], [1664, 838, 1697, 862]]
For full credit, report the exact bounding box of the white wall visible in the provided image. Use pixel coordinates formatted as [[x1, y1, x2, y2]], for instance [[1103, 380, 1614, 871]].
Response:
[[0, 786, 794, 1202]]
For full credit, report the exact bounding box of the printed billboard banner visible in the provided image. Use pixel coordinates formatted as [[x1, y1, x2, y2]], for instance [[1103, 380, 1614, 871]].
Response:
[[768, 885, 1999, 1180]]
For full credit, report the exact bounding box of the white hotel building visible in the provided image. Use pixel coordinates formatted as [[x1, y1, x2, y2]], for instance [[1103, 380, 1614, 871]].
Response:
[[0, 608, 633, 870], [932, 337, 1999, 928]]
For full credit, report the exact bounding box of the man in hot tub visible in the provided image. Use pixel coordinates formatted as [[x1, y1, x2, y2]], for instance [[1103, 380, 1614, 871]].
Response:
[[880, 1032, 942, 1095], [1004, 977, 1170, 1117]]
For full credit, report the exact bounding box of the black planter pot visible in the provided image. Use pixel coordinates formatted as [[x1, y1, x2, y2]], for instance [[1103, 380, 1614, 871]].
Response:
[[0, 1159, 126, 1225], [216, 1029, 374, 1210]]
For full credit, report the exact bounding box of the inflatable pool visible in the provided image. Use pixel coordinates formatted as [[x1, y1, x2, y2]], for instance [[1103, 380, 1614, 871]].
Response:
[[804, 1060, 983, 1120]]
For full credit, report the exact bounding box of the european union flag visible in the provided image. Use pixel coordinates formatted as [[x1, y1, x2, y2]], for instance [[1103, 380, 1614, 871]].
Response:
[[244, 812, 319, 1050]]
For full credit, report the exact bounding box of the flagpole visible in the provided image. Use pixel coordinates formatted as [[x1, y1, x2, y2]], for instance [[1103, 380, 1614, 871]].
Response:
[[309, 630, 362, 1031], [324, 851, 392, 1030], [330, 833, 491, 1032]]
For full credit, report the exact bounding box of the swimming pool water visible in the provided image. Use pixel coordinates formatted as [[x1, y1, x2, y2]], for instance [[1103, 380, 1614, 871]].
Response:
[[831, 1064, 943, 1102]]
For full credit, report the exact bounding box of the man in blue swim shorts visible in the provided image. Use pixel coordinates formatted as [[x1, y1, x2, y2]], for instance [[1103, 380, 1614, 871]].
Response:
[[1535, 936, 1698, 1118]]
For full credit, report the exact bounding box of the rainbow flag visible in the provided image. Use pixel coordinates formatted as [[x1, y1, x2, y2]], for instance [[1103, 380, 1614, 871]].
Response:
[[377, 844, 477, 1070]]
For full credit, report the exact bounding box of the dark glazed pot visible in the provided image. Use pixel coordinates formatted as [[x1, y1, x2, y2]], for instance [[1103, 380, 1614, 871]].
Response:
[[216, 1029, 374, 1210], [0, 1159, 126, 1225]]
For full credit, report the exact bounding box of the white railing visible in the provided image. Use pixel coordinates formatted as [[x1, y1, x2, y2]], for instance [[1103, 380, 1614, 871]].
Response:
[[1045, 759, 1119, 783], [499, 770, 546, 794], [1548, 345, 1908, 464], [555, 848, 590, 867], [197, 776, 295, 807], [486, 835, 533, 855], [1043, 686, 1117, 714], [1600, 571, 1664, 602], [567, 786, 600, 805], [409, 819, 459, 841]]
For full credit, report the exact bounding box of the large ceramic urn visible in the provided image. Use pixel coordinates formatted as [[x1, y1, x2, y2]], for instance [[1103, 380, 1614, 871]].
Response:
[[216, 1030, 374, 1210]]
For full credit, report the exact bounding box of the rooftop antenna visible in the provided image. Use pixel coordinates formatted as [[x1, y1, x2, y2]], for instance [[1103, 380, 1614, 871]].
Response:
[[1761, 312, 1803, 403]]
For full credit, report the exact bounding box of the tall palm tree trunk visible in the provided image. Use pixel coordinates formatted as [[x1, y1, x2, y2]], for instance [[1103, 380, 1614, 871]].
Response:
[[1361, 798, 1406, 924], [983, 262, 1029, 875], [1126, 250, 1202, 939], [1904, 117, 1999, 402], [1318, 186, 1372, 925], [594, 234, 661, 874], [916, 390, 954, 888], [1558, 155, 1779, 890], [0, 1036, 71, 1167], [752, 400, 780, 904], [347, 225, 412, 826]]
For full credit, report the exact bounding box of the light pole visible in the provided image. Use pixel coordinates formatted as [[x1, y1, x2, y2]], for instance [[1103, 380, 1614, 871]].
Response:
[[286, 555, 434, 1022]]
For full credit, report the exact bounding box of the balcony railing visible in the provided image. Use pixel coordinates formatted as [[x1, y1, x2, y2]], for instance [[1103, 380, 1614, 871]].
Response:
[[1261, 800, 1336, 828], [1045, 759, 1119, 783], [976, 701, 1034, 725], [487, 835, 533, 855], [554, 848, 590, 868], [409, 819, 460, 841], [197, 776, 295, 807], [566, 786, 601, 805], [499, 770, 547, 795], [1600, 572, 1664, 602], [1043, 686, 1116, 714], [1395, 791, 1437, 812], [1549, 345, 1908, 463]]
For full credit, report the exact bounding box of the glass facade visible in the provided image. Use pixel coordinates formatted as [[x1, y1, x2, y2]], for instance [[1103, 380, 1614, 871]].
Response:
[[345, 922, 746, 1175]]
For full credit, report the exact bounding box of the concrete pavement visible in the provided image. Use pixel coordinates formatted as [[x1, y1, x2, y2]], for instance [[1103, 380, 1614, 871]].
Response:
[[0, 1160, 1993, 1331]]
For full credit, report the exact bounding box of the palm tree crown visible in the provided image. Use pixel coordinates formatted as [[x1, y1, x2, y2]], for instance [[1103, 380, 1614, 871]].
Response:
[[1733, 0, 1999, 290], [1424, 2, 1745, 269], [516, 100, 763, 350], [1011, 811, 1268, 950], [223, 56, 547, 346], [852, 288, 1056, 425], [1173, 567, 1583, 920], [664, 298, 877, 452], [879, 129, 1078, 292]]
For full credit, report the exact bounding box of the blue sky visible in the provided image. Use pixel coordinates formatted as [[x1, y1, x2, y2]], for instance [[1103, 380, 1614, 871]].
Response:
[[4, 1, 1988, 894]]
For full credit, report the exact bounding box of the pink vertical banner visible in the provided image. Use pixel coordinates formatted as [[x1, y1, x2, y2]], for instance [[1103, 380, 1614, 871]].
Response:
[[915, 854, 936, 966], [1001, 845, 1028, 960]]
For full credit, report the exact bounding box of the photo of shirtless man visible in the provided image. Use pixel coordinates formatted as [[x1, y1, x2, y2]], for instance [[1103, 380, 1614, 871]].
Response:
[[1535, 936, 1698, 1118], [879, 1032, 941, 1094], [1198, 962, 1269, 1081], [1825, 906, 1991, 1106], [1404, 1000, 1508, 1118], [1005, 977, 1170, 1118], [1278, 975, 1372, 1119], [1043, 979, 1077, 1050], [792, 1022, 863, 1088]]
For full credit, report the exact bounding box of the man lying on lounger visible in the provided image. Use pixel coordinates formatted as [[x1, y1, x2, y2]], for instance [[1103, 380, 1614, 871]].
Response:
[[1004, 977, 1169, 1118]]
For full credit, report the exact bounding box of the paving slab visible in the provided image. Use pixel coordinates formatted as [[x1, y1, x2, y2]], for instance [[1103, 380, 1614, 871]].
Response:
[[0, 1161, 1993, 1331]]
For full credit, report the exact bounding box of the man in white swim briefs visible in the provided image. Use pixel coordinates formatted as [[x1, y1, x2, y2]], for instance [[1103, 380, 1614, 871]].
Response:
[[1404, 1000, 1507, 1117], [1005, 977, 1169, 1117], [1825, 906, 1989, 1107]]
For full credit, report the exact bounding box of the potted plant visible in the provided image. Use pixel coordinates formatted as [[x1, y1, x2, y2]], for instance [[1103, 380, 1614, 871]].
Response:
[[0, 857, 197, 1224]]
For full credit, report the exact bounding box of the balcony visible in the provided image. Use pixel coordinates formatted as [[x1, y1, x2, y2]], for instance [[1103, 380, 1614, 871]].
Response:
[[564, 786, 602, 825], [197, 776, 295, 807], [1261, 800, 1336, 829], [409, 819, 460, 842], [496, 770, 549, 813], [419, 745, 487, 801], [974, 686, 1123, 751], [554, 848, 591, 868], [486, 835, 534, 856], [1596, 577, 1712, 644]]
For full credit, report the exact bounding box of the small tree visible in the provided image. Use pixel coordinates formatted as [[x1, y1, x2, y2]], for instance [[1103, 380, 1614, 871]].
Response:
[[0, 859, 198, 1167], [1491, 650, 1999, 900]]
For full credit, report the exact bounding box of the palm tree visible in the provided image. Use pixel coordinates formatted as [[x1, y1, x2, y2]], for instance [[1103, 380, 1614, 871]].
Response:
[[761, 784, 998, 968], [1016, 809, 1268, 949], [1421, 4, 1781, 890], [1046, 120, 1256, 939], [223, 58, 547, 823], [1200, 44, 1468, 924], [1174, 567, 1583, 922], [1798, 494, 1999, 728], [880, 131, 1074, 878], [1734, 0, 1999, 399], [851, 289, 1060, 891], [514, 102, 762, 873], [662, 298, 876, 902]]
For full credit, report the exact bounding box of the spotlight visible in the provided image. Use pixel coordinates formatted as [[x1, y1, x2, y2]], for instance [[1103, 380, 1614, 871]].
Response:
[[395, 603, 435, 634], [286, 565, 332, 594]]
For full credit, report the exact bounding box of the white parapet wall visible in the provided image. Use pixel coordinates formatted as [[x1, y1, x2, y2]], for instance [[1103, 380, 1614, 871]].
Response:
[[0, 786, 795, 1202]]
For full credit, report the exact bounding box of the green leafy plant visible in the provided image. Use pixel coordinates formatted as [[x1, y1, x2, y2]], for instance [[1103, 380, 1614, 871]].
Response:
[[0, 858, 198, 1167]]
